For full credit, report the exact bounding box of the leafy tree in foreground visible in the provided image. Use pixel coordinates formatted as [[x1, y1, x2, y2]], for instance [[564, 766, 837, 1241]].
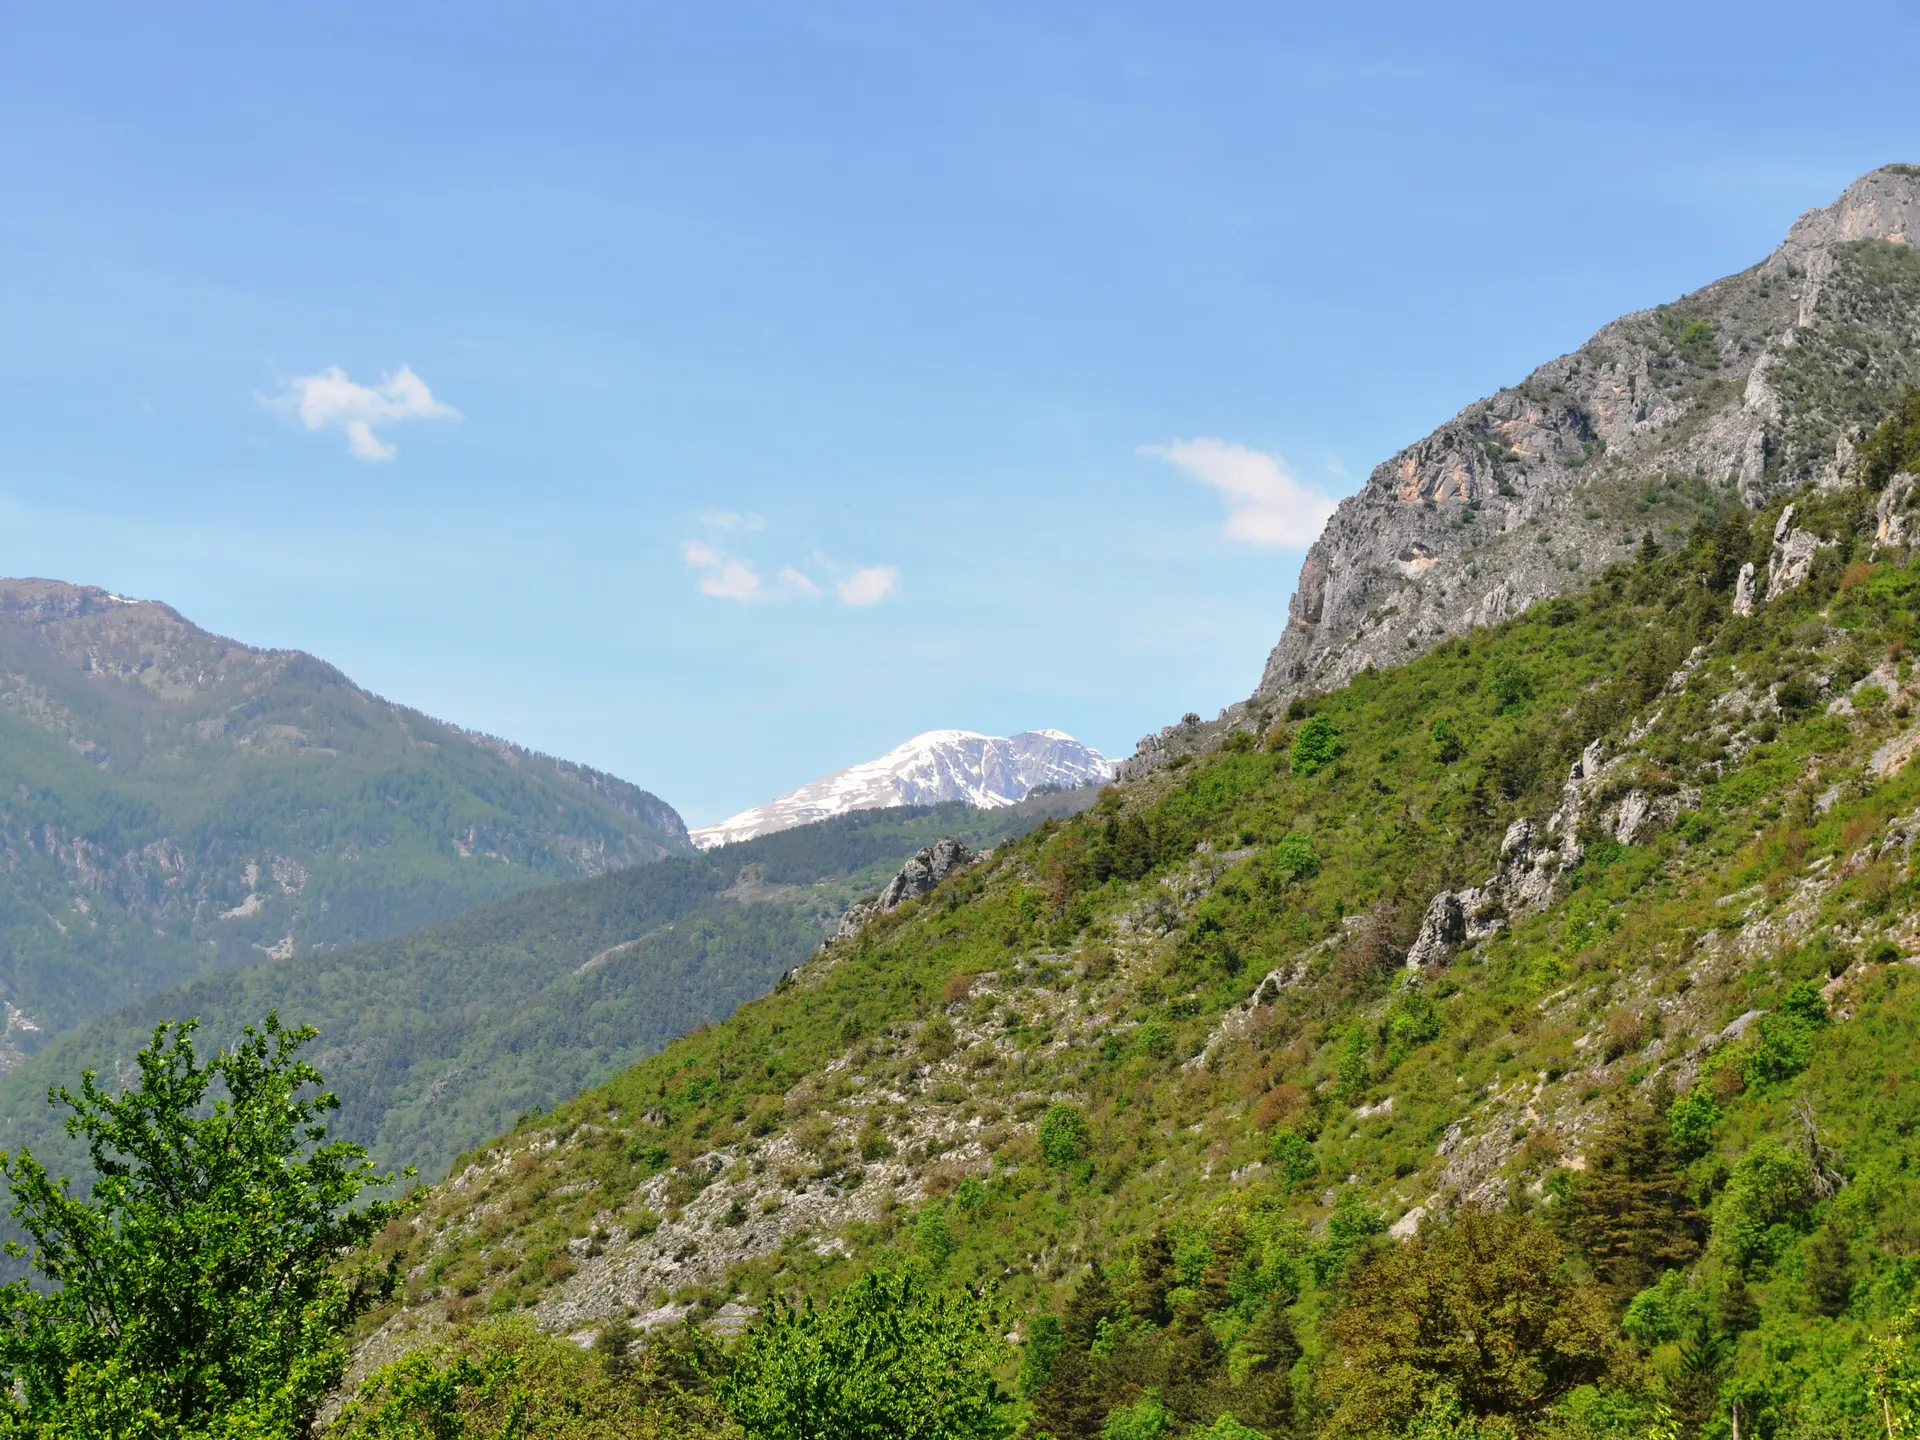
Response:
[[710, 1264, 1011, 1440], [0, 1015, 411, 1439]]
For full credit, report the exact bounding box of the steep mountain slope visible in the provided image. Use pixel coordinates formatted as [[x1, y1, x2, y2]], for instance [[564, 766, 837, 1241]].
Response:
[[690, 729, 1112, 848], [0, 578, 687, 1053], [357, 471, 1920, 1437], [1128, 164, 1920, 775], [0, 788, 1097, 1191]]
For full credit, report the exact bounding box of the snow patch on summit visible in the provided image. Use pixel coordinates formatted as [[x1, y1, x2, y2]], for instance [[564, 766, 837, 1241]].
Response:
[[689, 730, 1114, 849]]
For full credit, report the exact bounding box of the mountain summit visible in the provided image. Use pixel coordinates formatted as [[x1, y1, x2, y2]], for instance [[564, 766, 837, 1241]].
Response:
[[1128, 164, 1920, 774], [689, 728, 1113, 849]]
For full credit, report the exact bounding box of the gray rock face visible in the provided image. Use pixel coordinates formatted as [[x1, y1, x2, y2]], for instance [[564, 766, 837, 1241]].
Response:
[[831, 837, 976, 942], [1124, 168, 1920, 778], [1765, 503, 1828, 601], [1733, 561, 1757, 617], [1253, 168, 1920, 711], [1878, 473, 1918, 547]]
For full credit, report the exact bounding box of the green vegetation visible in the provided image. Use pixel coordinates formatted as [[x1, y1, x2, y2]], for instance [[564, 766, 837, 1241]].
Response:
[[0, 1017, 406, 1437], [352, 453, 1920, 1439], [0, 580, 688, 1042], [0, 791, 1098, 1211]]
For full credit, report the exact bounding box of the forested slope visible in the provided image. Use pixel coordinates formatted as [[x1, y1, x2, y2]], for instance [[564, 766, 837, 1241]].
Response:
[[0, 789, 1096, 1189], [0, 579, 688, 1049], [356, 437, 1920, 1439]]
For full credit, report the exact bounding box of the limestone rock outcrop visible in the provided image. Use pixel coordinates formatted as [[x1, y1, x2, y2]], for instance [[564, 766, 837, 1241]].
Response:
[[1124, 167, 1920, 777], [831, 837, 976, 943]]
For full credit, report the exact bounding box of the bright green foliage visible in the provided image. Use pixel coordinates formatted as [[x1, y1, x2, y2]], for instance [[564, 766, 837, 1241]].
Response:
[[1713, 1138, 1815, 1272], [1490, 660, 1537, 714], [712, 1267, 1011, 1440], [1400, 1383, 1510, 1440], [1745, 981, 1830, 1087], [1040, 1104, 1090, 1170], [916, 1203, 955, 1269], [1288, 715, 1342, 776], [0, 1016, 409, 1439], [1189, 1415, 1268, 1440], [1262, 833, 1319, 885], [1019, 1315, 1063, 1399], [1866, 1304, 1920, 1439], [1620, 1270, 1704, 1349], [1101, 1393, 1171, 1440], [1665, 1086, 1721, 1157]]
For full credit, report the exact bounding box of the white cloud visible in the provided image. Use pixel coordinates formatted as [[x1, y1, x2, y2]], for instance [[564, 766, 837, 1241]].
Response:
[[778, 566, 822, 598], [270, 364, 459, 462], [837, 566, 898, 606], [683, 541, 821, 604], [1143, 437, 1337, 548], [705, 511, 766, 533]]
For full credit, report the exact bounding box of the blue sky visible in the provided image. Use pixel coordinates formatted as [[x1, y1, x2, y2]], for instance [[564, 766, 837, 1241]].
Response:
[[1, 3, 1914, 825]]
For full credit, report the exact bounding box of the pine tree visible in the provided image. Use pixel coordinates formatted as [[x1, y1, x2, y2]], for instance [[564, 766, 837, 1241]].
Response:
[[1033, 1267, 1118, 1440], [1233, 1298, 1303, 1435], [1563, 1085, 1705, 1304], [1162, 1299, 1230, 1427], [1129, 1226, 1174, 1326], [1716, 1270, 1759, 1335], [1804, 1218, 1855, 1318]]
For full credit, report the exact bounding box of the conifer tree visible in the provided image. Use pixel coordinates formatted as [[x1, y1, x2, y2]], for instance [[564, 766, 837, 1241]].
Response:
[[1033, 1267, 1117, 1440], [1563, 1085, 1705, 1304], [1129, 1227, 1175, 1326]]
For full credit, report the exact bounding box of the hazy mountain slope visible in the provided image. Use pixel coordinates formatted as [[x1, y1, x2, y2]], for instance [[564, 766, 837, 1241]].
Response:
[[361, 474, 1920, 1436], [690, 730, 1112, 848], [0, 787, 1098, 1190], [0, 578, 688, 1049], [1127, 164, 1920, 776]]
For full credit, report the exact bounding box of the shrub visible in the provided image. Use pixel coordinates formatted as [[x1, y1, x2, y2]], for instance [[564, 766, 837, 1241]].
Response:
[[1039, 1104, 1090, 1170], [1290, 715, 1343, 776], [1714, 1138, 1814, 1272]]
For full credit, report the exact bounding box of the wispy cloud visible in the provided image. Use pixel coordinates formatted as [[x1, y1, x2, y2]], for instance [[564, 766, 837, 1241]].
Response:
[[682, 541, 822, 604], [681, 529, 898, 608], [268, 365, 459, 461], [1142, 437, 1337, 548], [837, 566, 898, 606]]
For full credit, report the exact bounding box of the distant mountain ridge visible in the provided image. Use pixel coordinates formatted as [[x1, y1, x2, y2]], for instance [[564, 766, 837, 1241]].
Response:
[[689, 728, 1114, 848], [0, 577, 689, 1052]]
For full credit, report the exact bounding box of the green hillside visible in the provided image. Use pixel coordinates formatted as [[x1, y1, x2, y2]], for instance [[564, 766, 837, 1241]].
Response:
[[0, 789, 1097, 1192], [353, 459, 1920, 1438], [0, 579, 688, 1045]]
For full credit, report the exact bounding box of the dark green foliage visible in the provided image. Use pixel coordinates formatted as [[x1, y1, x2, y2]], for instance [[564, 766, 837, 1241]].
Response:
[[0, 1016, 407, 1437], [1562, 1087, 1706, 1303], [709, 1267, 1011, 1440], [1801, 1217, 1854, 1317], [1431, 717, 1467, 765], [1856, 384, 1920, 489]]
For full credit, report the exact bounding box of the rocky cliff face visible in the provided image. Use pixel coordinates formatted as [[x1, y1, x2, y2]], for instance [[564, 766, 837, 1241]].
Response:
[[1125, 166, 1920, 776], [1262, 167, 1920, 701]]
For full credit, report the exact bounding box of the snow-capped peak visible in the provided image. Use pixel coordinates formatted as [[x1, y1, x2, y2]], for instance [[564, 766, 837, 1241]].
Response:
[[688, 728, 1115, 850]]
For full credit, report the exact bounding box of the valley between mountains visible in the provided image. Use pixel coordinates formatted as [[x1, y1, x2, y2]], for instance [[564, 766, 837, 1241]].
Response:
[[12, 167, 1920, 1440]]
